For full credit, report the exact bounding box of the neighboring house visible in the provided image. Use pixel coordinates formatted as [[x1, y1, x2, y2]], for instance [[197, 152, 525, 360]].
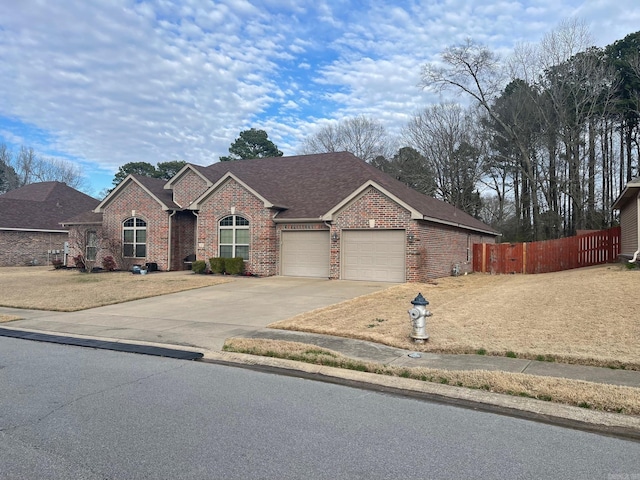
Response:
[[613, 177, 640, 262], [64, 152, 499, 282], [0, 182, 99, 267]]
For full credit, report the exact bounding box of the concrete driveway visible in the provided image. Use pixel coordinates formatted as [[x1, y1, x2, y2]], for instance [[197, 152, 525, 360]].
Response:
[[2, 276, 395, 351]]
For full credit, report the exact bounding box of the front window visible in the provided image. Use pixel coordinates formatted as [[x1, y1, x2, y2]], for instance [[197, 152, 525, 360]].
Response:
[[123, 217, 147, 258], [86, 230, 97, 262], [219, 215, 249, 260]]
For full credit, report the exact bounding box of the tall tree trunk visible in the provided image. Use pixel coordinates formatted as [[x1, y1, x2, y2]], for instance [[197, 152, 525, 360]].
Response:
[[587, 118, 596, 228], [626, 121, 633, 182]]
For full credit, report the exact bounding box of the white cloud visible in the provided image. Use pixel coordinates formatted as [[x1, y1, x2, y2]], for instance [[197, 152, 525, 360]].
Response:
[[0, 0, 637, 194]]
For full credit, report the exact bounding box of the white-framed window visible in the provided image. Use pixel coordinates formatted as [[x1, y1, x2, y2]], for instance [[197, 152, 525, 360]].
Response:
[[86, 230, 98, 262], [219, 215, 249, 260], [123, 217, 147, 258]]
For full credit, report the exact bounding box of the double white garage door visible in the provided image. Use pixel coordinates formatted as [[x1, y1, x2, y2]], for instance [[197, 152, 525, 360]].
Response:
[[281, 230, 405, 282]]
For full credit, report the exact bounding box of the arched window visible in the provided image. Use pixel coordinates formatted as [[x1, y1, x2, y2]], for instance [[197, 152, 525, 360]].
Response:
[[123, 217, 147, 258], [219, 215, 249, 260]]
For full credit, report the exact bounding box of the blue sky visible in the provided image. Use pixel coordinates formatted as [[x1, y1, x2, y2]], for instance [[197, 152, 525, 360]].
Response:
[[1, 0, 639, 198]]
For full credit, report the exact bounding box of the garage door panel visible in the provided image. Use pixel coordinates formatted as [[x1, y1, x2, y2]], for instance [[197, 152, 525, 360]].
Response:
[[342, 230, 405, 282], [281, 231, 330, 278]]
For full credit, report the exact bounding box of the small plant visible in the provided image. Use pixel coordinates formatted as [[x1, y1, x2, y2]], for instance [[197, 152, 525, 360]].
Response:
[[506, 351, 518, 358], [209, 257, 225, 274], [624, 261, 638, 270], [577, 402, 592, 409], [72, 255, 86, 271], [225, 257, 245, 275], [374, 318, 386, 323], [476, 348, 487, 355], [102, 256, 117, 271], [191, 260, 207, 274], [366, 324, 376, 328], [51, 259, 64, 269]]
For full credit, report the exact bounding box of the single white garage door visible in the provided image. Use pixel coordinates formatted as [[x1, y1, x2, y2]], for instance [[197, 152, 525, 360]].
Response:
[[342, 230, 405, 282], [281, 231, 330, 278]]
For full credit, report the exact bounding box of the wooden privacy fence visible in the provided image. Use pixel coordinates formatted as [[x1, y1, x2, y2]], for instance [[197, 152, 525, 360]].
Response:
[[473, 226, 621, 274]]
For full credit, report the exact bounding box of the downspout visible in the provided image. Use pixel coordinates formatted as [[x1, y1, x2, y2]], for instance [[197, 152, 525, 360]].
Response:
[[630, 193, 640, 263], [167, 210, 176, 271]]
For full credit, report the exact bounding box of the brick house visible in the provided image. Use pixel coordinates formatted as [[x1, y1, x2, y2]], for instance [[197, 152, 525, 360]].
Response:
[[65, 152, 499, 282], [613, 177, 640, 262], [0, 182, 99, 266]]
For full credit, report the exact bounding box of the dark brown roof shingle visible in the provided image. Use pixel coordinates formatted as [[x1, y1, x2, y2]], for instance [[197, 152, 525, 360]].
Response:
[[198, 152, 497, 234], [0, 182, 100, 231]]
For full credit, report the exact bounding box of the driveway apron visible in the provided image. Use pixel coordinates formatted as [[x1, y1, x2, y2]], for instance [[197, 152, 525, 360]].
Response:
[[1, 277, 395, 351]]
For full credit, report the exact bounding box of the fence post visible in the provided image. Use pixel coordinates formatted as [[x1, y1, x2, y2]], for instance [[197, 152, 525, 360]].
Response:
[[481, 243, 487, 273]]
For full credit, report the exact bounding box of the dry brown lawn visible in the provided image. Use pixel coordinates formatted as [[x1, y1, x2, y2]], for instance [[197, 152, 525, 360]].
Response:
[[271, 264, 640, 369], [0, 266, 232, 312]]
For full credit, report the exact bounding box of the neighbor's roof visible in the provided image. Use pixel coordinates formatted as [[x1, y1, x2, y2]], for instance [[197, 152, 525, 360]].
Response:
[[0, 182, 100, 231], [194, 152, 498, 235], [612, 177, 640, 210]]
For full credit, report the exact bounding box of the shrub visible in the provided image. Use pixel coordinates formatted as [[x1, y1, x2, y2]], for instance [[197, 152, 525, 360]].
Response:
[[191, 260, 207, 274], [102, 256, 117, 271], [209, 257, 226, 274], [72, 255, 86, 271], [51, 259, 64, 269], [225, 257, 245, 275]]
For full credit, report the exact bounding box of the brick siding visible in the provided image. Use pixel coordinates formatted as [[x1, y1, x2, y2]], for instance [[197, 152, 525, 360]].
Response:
[[100, 182, 171, 270], [417, 222, 487, 279], [196, 178, 277, 277], [0, 230, 67, 267], [332, 187, 416, 280], [171, 170, 210, 208]]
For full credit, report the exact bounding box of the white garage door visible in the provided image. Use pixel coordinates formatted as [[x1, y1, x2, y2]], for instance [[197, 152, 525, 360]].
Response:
[[342, 230, 406, 282], [281, 231, 330, 278]]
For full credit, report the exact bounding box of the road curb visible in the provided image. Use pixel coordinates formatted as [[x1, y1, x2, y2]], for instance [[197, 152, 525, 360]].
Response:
[[201, 350, 640, 442], [0, 327, 204, 360]]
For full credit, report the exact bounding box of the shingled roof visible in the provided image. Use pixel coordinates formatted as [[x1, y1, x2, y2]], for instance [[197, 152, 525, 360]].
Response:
[[195, 152, 498, 235], [0, 182, 100, 231]]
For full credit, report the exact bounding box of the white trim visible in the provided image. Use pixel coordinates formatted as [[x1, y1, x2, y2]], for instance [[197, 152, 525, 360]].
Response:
[[421, 216, 499, 236], [321, 181, 422, 221], [0, 227, 68, 233], [94, 175, 171, 213], [163, 164, 212, 190]]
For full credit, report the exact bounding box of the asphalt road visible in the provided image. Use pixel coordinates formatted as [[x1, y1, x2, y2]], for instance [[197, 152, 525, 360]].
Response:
[[1, 337, 638, 480]]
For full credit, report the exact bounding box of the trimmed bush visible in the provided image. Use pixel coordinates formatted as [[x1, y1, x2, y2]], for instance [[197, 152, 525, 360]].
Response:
[[102, 256, 117, 271], [191, 260, 207, 274], [225, 257, 245, 275], [72, 255, 86, 271], [209, 257, 226, 274]]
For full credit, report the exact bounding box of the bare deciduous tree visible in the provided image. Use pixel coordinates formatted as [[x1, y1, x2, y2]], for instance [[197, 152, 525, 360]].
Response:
[[2, 144, 86, 191], [300, 116, 394, 162]]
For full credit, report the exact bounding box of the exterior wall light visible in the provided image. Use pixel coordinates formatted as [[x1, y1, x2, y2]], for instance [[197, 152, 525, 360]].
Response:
[[331, 232, 340, 242], [407, 233, 415, 242]]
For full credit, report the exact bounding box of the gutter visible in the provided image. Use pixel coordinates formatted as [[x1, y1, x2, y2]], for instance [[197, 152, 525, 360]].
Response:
[[421, 215, 499, 237]]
